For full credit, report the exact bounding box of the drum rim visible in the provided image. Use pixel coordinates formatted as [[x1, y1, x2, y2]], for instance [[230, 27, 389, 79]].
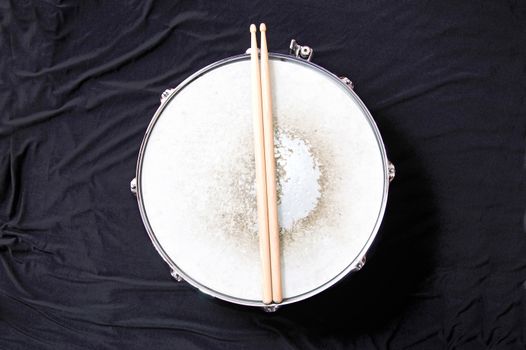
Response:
[[135, 52, 390, 308]]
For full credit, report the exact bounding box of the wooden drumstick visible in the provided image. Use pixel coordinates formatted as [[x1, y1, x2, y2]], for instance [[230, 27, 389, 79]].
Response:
[[250, 24, 273, 305], [260, 23, 282, 303]]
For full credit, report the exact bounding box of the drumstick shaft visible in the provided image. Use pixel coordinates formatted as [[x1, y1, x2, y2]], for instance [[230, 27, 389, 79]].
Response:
[[250, 24, 273, 305], [260, 23, 282, 304]]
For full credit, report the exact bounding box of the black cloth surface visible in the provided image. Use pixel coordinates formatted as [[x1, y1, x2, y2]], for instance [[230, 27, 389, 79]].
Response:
[[1, 1, 525, 349]]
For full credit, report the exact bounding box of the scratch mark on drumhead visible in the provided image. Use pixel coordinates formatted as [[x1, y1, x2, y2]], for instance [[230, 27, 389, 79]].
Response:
[[274, 127, 324, 236], [214, 117, 337, 255]]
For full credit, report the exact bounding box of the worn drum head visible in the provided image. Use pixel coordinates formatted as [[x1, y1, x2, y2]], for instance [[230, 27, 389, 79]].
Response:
[[136, 54, 389, 307]]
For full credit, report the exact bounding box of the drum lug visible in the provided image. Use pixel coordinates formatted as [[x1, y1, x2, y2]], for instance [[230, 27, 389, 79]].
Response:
[[388, 161, 395, 182], [130, 177, 137, 196], [340, 76, 354, 90], [160, 88, 176, 104], [263, 305, 280, 313], [355, 255, 366, 271], [289, 39, 313, 61], [170, 270, 184, 282]]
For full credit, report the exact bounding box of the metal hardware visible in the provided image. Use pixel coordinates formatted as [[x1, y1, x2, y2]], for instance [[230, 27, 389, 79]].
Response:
[[160, 88, 176, 104], [340, 76, 354, 90], [289, 39, 313, 61], [170, 270, 183, 282], [130, 178, 137, 196], [355, 256, 366, 271], [263, 305, 280, 313], [388, 161, 395, 182]]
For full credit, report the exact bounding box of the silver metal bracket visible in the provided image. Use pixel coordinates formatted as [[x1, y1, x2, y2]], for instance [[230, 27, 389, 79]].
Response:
[[388, 161, 395, 182], [130, 178, 137, 196], [170, 270, 183, 282], [263, 305, 280, 313], [355, 256, 366, 271], [160, 88, 176, 104], [340, 76, 354, 90], [289, 39, 313, 61]]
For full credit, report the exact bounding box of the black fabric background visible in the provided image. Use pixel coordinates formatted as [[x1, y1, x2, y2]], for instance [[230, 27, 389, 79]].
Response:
[[1, 1, 525, 349]]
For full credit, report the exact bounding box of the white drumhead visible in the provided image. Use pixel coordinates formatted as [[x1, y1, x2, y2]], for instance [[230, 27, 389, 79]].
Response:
[[138, 55, 388, 305]]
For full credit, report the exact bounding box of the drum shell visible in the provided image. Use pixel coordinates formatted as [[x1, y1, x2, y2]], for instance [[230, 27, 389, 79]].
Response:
[[133, 53, 392, 308]]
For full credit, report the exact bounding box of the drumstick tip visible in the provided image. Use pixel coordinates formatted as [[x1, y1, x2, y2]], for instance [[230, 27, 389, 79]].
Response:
[[250, 24, 257, 33], [259, 23, 266, 32]]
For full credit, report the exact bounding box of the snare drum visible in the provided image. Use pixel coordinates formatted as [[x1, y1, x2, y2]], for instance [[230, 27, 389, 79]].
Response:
[[131, 40, 394, 311]]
